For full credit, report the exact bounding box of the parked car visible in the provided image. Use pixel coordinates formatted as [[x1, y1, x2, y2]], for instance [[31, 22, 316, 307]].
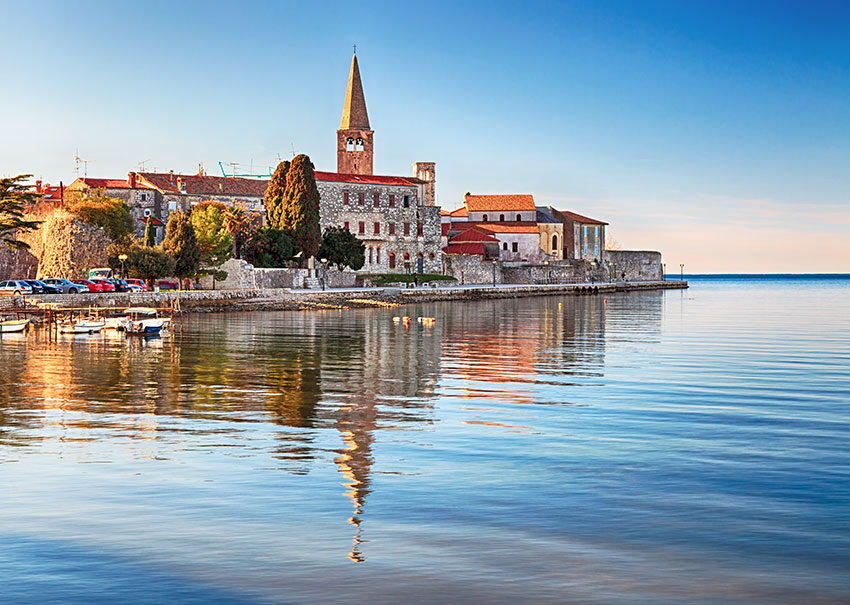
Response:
[[125, 279, 148, 292], [109, 279, 129, 292], [0, 280, 34, 295], [89, 278, 116, 292], [42, 278, 86, 294], [126, 283, 144, 292], [74, 279, 103, 293], [24, 280, 61, 294]]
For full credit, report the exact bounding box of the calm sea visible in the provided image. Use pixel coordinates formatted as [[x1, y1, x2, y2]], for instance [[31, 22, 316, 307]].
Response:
[[1, 276, 848, 603]]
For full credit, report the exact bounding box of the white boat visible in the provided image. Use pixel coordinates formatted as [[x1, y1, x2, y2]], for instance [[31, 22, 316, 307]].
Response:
[[0, 318, 29, 333], [59, 319, 106, 334], [123, 307, 170, 332]]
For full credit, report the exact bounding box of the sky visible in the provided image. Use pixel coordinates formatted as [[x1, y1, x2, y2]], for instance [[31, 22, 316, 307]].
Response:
[[1, 0, 848, 273]]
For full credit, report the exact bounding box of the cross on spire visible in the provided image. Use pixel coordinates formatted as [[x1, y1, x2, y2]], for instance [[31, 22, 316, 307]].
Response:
[[353, 43, 357, 54]]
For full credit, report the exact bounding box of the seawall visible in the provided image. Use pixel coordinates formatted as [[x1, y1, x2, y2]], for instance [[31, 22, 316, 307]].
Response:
[[0, 280, 688, 314]]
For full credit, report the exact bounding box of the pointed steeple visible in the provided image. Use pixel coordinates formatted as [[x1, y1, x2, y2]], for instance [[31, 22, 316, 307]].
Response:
[[340, 53, 370, 130]]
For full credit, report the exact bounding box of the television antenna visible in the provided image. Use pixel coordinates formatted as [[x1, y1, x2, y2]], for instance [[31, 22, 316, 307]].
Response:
[[74, 149, 94, 178], [138, 159, 151, 171]]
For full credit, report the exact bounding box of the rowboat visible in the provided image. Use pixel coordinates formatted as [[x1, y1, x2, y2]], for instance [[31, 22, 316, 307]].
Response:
[[0, 318, 29, 333], [125, 319, 164, 335], [59, 319, 106, 334]]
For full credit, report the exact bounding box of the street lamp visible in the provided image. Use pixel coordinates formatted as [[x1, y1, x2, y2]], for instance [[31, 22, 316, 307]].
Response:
[[492, 259, 498, 287], [662, 263, 666, 280], [118, 254, 128, 279], [680, 263, 684, 281], [211, 256, 218, 290], [543, 260, 549, 285], [320, 257, 327, 291]]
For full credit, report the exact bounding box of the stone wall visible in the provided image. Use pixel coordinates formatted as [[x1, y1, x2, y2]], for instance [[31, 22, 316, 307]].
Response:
[[603, 250, 663, 281], [0, 246, 39, 280], [443, 254, 503, 285]]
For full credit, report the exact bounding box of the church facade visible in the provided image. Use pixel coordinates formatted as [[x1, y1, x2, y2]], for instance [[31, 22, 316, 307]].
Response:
[[316, 53, 442, 274]]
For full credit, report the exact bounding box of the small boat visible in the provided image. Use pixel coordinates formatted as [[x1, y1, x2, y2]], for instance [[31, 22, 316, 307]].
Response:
[[59, 319, 106, 334], [0, 318, 29, 333], [125, 320, 164, 335], [122, 307, 169, 334]]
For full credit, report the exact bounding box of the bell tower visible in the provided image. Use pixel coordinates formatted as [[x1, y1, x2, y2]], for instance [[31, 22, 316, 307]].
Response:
[[337, 52, 374, 175]]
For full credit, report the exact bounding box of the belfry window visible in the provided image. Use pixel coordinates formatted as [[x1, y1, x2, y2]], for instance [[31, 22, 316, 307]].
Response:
[[346, 138, 355, 151], [483, 214, 488, 222], [516, 214, 522, 222], [500, 214, 505, 221]]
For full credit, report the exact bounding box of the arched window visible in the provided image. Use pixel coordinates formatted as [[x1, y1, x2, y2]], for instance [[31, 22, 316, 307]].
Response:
[[499, 214, 505, 221], [403, 252, 410, 261], [346, 138, 355, 151], [516, 214, 522, 222], [368, 246, 373, 265], [429, 252, 435, 259], [552, 234, 558, 252], [483, 214, 488, 222], [389, 252, 396, 269]]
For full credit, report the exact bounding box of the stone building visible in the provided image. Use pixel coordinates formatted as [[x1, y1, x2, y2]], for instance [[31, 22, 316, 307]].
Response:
[[545, 207, 607, 261], [535, 207, 564, 261]]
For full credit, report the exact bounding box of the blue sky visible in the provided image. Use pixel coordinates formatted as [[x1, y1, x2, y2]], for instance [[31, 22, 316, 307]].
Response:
[[2, 0, 848, 272]]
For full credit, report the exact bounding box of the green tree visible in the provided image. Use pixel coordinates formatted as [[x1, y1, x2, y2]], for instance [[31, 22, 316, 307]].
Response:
[[190, 201, 233, 264], [223, 206, 248, 258], [144, 216, 155, 247], [282, 154, 321, 262], [0, 175, 42, 250], [318, 226, 365, 271], [245, 226, 295, 268], [126, 246, 176, 290], [67, 189, 134, 241], [263, 160, 289, 229], [162, 210, 201, 281]]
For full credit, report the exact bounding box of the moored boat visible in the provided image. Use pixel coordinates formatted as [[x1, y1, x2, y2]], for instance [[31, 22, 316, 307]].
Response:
[[0, 318, 29, 333], [59, 319, 106, 334]]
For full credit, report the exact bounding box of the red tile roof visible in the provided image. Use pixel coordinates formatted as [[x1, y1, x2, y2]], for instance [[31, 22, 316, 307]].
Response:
[[450, 228, 499, 243], [314, 171, 423, 186], [138, 173, 267, 196], [557, 210, 608, 225], [77, 177, 149, 190], [138, 216, 165, 226], [464, 221, 540, 234], [464, 194, 535, 212], [448, 206, 468, 217], [444, 243, 486, 256]]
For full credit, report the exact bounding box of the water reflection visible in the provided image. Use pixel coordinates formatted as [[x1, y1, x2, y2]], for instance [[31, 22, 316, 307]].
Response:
[[0, 293, 663, 563]]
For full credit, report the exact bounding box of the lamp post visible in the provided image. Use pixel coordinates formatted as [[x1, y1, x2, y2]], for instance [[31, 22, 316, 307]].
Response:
[[680, 263, 684, 281], [662, 263, 666, 280], [544, 260, 549, 285], [320, 257, 327, 291], [492, 259, 497, 287], [118, 254, 128, 279], [211, 256, 218, 290]]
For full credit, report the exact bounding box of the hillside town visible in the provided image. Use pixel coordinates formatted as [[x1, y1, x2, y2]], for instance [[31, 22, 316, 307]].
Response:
[[0, 53, 663, 290]]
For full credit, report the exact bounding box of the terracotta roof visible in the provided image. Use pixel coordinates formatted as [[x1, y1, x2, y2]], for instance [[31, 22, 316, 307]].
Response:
[[450, 228, 499, 243], [138, 216, 165, 226], [444, 243, 486, 256], [556, 210, 608, 225], [41, 185, 63, 201], [339, 53, 370, 130], [441, 222, 452, 236], [449, 206, 468, 217], [464, 194, 535, 212], [440, 209, 451, 216], [138, 173, 267, 196], [314, 171, 422, 186], [76, 177, 146, 190], [465, 221, 540, 234]]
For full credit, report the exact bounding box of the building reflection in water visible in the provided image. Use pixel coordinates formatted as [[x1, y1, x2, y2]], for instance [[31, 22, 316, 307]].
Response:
[[0, 293, 664, 561]]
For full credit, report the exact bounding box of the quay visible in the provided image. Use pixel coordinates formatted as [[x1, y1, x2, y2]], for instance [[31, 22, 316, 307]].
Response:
[[0, 280, 688, 315]]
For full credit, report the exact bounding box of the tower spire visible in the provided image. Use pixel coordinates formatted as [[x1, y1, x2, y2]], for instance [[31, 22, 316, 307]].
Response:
[[340, 53, 370, 130]]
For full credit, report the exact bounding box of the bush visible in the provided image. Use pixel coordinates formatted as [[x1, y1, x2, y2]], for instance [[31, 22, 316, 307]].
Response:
[[245, 226, 295, 268], [67, 189, 134, 241]]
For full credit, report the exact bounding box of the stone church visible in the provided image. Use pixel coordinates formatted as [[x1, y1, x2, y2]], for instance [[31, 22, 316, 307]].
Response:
[[314, 53, 442, 274]]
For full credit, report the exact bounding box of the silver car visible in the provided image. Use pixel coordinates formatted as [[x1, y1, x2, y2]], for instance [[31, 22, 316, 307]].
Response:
[[0, 280, 34, 295], [41, 278, 88, 294]]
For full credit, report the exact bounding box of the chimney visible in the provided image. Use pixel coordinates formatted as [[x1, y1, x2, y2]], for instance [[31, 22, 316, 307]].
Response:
[[169, 170, 175, 183], [128, 172, 137, 189], [177, 177, 186, 193], [36, 179, 43, 193]]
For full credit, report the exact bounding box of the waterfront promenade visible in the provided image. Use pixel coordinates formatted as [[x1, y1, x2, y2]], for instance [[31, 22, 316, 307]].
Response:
[[0, 280, 687, 314]]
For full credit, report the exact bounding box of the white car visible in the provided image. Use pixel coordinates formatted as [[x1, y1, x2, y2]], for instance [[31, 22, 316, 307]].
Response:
[[0, 280, 34, 295], [126, 284, 144, 292]]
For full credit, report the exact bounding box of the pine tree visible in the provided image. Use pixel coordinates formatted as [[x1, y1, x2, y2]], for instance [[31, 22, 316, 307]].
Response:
[[162, 210, 201, 280], [282, 154, 321, 261], [263, 160, 289, 230], [0, 175, 42, 250], [144, 215, 155, 247]]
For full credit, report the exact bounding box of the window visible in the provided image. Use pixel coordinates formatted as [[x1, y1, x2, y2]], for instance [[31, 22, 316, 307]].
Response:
[[374, 222, 380, 235], [404, 252, 410, 261], [358, 192, 365, 205], [499, 214, 505, 221], [516, 214, 522, 221], [388, 222, 395, 235], [512, 242, 518, 253], [373, 192, 380, 207], [388, 194, 395, 207], [140, 193, 147, 201], [358, 221, 365, 234], [343, 191, 349, 205], [552, 234, 558, 251], [429, 252, 435, 259], [403, 222, 410, 236], [403, 195, 410, 208], [483, 214, 488, 222], [344, 221, 350, 231], [417, 222, 423, 236], [368, 247, 373, 264], [389, 252, 396, 269], [503, 242, 508, 250], [376, 247, 381, 264]]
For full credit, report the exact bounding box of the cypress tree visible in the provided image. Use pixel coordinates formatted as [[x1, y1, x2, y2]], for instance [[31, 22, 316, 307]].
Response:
[[263, 160, 289, 230], [144, 215, 155, 247], [0, 175, 41, 250], [282, 154, 321, 261], [162, 210, 201, 281]]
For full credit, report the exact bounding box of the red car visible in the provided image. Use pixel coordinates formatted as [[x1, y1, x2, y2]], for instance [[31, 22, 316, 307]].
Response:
[[125, 279, 148, 292], [74, 279, 103, 293], [89, 278, 116, 292]]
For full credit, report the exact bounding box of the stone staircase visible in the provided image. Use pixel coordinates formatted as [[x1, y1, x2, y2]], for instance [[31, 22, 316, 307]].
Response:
[[303, 277, 321, 290]]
